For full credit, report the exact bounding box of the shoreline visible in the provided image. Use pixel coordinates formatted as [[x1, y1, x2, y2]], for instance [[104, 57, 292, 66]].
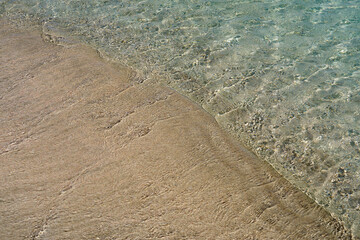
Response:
[[0, 19, 354, 239]]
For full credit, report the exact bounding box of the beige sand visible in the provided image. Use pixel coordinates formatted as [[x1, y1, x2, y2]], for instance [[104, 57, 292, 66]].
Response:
[[0, 20, 352, 239]]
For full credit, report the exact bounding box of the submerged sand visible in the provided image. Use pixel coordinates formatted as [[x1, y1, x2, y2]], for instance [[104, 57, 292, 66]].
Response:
[[0, 20, 353, 239]]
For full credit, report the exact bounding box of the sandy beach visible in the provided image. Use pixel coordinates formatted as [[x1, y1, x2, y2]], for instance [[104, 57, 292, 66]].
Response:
[[0, 20, 353, 239]]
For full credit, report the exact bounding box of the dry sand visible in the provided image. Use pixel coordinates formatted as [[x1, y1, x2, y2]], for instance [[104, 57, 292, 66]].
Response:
[[0, 20, 353, 239]]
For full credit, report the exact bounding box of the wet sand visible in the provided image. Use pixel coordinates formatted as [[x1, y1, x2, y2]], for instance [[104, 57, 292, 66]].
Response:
[[0, 20, 353, 239]]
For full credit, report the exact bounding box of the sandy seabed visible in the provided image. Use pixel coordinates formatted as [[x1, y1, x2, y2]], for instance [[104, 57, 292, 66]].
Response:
[[0, 19, 354, 239]]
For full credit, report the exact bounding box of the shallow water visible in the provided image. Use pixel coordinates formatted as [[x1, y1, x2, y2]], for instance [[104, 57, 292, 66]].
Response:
[[2, 0, 360, 234]]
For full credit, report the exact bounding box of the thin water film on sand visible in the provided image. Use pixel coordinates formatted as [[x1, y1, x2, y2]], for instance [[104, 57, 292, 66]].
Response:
[[2, 0, 360, 234]]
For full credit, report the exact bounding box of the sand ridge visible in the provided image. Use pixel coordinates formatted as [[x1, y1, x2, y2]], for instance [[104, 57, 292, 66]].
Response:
[[0, 20, 353, 239]]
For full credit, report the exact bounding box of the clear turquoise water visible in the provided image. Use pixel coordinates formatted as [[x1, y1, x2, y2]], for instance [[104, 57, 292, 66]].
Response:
[[2, 0, 360, 235]]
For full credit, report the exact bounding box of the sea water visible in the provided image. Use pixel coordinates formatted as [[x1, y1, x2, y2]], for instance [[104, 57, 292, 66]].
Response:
[[1, 0, 360, 235]]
